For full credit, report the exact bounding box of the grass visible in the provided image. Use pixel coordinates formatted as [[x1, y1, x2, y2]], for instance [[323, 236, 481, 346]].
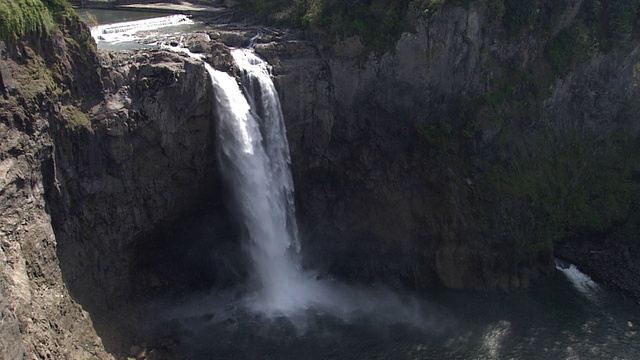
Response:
[[61, 105, 91, 131], [0, 0, 77, 42], [0, 0, 55, 41]]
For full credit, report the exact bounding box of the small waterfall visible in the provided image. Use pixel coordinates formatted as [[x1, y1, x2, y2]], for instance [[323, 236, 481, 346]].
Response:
[[91, 15, 193, 44], [203, 50, 313, 314], [555, 259, 600, 298]]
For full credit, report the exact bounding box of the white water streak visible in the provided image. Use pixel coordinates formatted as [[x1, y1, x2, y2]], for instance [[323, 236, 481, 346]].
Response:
[[556, 260, 600, 299], [231, 49, 301, 253], [91, 15, 193, 44], [204, 51, 309, 315]]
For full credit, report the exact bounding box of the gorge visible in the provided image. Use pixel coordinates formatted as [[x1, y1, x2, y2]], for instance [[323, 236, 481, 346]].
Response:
[[1, 0, 640, 358]]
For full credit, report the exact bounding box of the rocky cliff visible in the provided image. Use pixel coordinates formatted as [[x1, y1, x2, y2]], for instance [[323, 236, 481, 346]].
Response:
[[254, 1, 640, 294], [0, 13, 227, 358], [0, 15, 113, 359], [1, 0, 640, 358]]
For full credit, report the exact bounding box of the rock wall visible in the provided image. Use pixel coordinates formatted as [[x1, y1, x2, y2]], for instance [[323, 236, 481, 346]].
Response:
[[255, 1, 640, 295], [0, 18, 113, 359], [1, 2, 640, 358], [0, 16, 225, 358], [47, 49, 219, 313]]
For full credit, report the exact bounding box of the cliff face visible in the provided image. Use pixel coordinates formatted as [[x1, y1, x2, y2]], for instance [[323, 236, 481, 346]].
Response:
[[0, 16, 113, 359], [256, 2, 640, 293], [0, 15, 224, 358], [1, 1, 640, 358], [47, 49, 218, 312]]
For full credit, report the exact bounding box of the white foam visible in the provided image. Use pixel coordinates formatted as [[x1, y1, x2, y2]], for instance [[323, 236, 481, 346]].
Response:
[[91, 14, 194, 44], [556, 260, 600, 298]]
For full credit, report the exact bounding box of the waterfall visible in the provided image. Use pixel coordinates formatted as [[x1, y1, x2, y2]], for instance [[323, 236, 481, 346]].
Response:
[[203, 50, 315, 315], [555, 259, 600, 299], [166, 45, 426, 322], [230, 49, 301, 253]]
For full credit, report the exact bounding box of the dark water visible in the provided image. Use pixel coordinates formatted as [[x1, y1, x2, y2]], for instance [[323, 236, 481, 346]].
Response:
[[142, 270, 639, 360]]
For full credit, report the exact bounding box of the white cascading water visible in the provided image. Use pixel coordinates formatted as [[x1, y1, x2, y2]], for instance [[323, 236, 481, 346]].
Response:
[[152, 41, 430, 324], [203, 50, 323, 315], [91, 15, 193, 44], [230, 48, 301, 254], [555, 259, 600, 299]]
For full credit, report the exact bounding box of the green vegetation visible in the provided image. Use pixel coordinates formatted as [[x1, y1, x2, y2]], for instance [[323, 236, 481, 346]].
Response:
[[579, 0, 640, 50], [0, 0, 54, 41], [607, 0, 640, 44], [237, 0, 415, 53], [503, 0, 538, 29], [544, 24, 589, 76], [61, 105, 91, 131], [0, 0, 74, 42], [238, 0, 639, 56], [494, 135, 639, 244], [410, 0, 640, 256], [237, 0, 478, 53]]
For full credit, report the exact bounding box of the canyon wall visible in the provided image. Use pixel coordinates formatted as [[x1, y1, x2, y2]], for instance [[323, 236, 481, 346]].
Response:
[[0, 16, 226, 357], [255, 2, 640, 293], [1, 1, 640, 358], [0, 16, 114, 359]]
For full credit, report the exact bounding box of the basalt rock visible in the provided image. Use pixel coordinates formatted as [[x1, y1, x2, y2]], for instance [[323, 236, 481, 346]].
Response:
[[47, 49, 220, 314], [0, 19, 112, 359]]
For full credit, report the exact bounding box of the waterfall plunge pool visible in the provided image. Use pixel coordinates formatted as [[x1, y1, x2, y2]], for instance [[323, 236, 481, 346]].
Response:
[[127, 67, 639, 353], [129, 259, 640, 360]]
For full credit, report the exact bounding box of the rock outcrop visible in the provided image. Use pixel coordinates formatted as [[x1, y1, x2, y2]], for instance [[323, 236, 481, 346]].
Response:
[[48, 49, 218, 312], [0, 17, 225, 359]]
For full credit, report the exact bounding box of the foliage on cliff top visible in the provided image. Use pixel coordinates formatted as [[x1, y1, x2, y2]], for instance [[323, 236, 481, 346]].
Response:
[[0, 0, 74, 42], [236, 0, 417, 53], [237, 0, 640, 55], [237, 0, 485, 52]]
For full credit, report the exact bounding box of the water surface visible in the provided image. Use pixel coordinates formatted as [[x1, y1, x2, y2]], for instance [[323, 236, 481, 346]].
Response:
[[140, 269, 639, 360]]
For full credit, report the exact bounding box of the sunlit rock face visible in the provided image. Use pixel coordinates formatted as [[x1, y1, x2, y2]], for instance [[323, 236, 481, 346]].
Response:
[[47, 49, 223, 312], [0, 17, 114, 359]]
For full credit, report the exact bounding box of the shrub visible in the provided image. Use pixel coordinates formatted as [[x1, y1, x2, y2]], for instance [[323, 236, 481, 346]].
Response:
[[544, 25, 588, 76], [486, 0, 506, 25], [62, 105, 91, 131], [503, 0, 539, 30], [0, 0, 55, 41], [608, 0, 640, 44]]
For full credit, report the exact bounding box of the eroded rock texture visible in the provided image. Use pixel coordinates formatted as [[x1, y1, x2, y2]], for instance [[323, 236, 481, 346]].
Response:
[[0, 17, 112, 359]]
